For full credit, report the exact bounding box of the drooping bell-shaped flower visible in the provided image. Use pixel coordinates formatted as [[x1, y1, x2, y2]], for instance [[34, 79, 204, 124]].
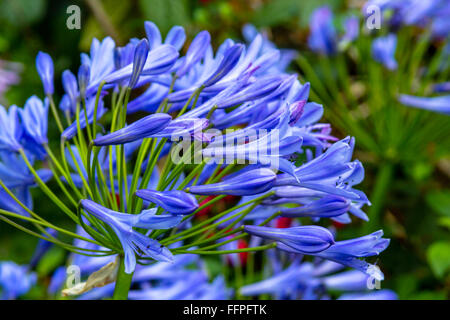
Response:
[[135, 189, 199, 215], [81, 199, 182, 273], [188, 168, 277, 196], [244, 225, 335, 253], [36, 51, 54, 95], [128, 39, 150, 88], [93, 113, 172, 146], [77, 64, 90, 99]]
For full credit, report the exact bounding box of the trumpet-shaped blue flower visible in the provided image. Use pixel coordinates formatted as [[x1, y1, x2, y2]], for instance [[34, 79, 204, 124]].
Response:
[[93, 113, 172, 146], [128, 39, 150, 88], [77, 64, 90, 99], [81, 199, 183, 273]]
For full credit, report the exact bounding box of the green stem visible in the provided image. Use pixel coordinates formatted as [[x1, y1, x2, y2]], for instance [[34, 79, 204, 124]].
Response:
[[113, 256, 133, 300]]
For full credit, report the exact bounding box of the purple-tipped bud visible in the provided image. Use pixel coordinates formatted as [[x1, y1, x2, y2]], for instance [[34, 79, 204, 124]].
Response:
[[135, 189, 199, 215], [77, 64, 90, 99], [93, 113, 172, 146], [244, 225, 335, 253], [188, 168, 276, 196], [128, 39, 150, 88], [203, 44, 244, 87], [62, 70, 79, 107], [36, 51, 54, 95]]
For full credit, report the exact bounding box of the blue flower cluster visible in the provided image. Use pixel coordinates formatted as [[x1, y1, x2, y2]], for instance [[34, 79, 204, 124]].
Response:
[[0, 19, 392, 300]]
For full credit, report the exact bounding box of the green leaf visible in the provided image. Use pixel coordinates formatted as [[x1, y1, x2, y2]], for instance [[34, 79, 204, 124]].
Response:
[[427, 241, 450, 278], [426, 190, 450, 217], [139, 0, 190, 35], [37, 247, 66, 276], [0, 0, 47, 26]]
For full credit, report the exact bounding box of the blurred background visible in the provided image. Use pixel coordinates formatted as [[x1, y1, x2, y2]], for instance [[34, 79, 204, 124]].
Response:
[[0, 0, 448, 299]]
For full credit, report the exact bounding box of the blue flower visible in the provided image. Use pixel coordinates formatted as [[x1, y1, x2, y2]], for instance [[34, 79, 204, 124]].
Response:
[[19, 95, 49, 146], [398, 94, 450, 115], [188, 168, 277, 196], [202, 44, 244, 87], [308, 6, 337, 55], [135, 189, 199, 215], [176, 30, 211, 78], [35, 51, 54, 95], [81, 199, 182, 273], [93, 113, 172, 146], [372, 34, 398, 70]]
